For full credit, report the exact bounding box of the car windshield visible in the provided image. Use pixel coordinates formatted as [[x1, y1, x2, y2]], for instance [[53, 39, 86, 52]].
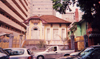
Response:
[[79, 48, 94, 57], [4, 49, 24, 56]]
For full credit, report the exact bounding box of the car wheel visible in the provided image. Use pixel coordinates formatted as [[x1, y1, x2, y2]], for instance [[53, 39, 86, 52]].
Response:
[[64, 54, 70, 56], [37, 55, 44, 59]]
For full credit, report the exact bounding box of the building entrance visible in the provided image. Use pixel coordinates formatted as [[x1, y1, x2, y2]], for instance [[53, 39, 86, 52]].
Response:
[[31, 27, 39, 39]]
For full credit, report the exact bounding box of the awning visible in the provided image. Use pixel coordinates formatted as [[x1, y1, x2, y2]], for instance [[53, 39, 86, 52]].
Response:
[[0, 32, 7, 36]]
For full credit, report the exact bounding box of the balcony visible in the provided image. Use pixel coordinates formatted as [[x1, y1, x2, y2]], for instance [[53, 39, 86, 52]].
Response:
[[0, 14, 25, 31]]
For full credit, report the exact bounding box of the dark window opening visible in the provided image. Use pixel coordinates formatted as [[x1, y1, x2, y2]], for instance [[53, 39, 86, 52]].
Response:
[[68, 32, 69, 34], [34, 28, 38, 30]]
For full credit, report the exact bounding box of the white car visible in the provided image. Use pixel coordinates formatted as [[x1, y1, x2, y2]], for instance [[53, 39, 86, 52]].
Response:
[[34, 46, 74, 59], [4, 48, 33, 59]]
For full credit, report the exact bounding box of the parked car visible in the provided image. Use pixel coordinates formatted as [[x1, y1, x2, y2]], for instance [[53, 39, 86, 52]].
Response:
[[33, 46, 74, 59], [0, 47, 9, 59], [4, 48, 33, 59], [58, 45, 100, 59]]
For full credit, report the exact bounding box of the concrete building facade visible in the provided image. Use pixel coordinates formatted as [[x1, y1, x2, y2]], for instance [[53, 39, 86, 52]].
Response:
[[30, 0, 54, 16], [0, 0, 29, 48], [62, 12, 75, 23]]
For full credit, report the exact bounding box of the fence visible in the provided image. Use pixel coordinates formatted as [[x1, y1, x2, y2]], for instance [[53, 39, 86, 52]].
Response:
[[0, 39, 20, 48]]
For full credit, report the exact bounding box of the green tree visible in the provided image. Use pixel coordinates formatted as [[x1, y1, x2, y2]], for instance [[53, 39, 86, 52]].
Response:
[[52, 0, 72, 14], [52, 0, 100, 30]]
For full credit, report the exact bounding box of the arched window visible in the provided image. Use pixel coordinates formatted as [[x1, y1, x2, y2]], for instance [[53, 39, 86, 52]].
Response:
[[34, 28, 38, 30]]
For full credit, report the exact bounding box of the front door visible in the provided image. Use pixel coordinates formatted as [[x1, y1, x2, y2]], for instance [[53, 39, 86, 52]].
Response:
[[32, 28, 39, 39]]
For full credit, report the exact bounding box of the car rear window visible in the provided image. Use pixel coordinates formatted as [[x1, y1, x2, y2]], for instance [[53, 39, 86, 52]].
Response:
[[4, 49, 24, 56]]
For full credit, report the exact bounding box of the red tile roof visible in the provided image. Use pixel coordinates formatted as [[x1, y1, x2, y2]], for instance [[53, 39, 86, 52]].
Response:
[[25, 15, 71, 24], [24, 16, 40, 24], [27, 16, 40, 20], [40, 15, 71, 24]]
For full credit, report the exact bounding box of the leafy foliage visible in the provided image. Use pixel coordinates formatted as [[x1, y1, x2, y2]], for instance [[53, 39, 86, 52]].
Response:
[[77, 0, 100, 30], [52, 0, 74, 14], [52, 0, 100, 30]]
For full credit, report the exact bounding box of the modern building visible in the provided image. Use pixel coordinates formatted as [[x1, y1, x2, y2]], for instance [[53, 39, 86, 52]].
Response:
[[62, 12, 75, 23], [0, 0, 29, 48], [30, 0, 55, 16], [24, 15, 71, 49]]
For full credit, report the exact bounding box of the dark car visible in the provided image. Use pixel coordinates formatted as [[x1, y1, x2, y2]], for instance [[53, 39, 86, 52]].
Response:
[[58, 45, 100, 59], [0, 47, 9, 59]]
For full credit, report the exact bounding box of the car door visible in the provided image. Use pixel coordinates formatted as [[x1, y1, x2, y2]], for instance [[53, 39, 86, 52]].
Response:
[[55, 51, 64, 58], [45, 47, 57, 59]]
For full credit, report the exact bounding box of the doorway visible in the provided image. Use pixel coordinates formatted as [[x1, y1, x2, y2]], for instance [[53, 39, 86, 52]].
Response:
[[31, 27, 39, 39]]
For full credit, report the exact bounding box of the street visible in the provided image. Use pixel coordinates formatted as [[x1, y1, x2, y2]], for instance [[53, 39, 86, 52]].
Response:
[[1, 0, 100, 59]]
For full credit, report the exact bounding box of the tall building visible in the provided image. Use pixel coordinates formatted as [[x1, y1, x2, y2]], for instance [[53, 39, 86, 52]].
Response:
[[61, 9, 84, 29], [30, 0, 54, 16], [62, 12, 75, 23], [62, 9, 83, 23], [0, 0, 29, 48]]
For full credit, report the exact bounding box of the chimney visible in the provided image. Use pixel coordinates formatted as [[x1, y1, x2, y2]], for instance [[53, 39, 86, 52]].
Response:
[[75, 8, 79, 22]]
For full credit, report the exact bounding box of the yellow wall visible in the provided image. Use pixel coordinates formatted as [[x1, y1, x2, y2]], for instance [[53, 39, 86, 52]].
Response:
[[0, 35, 24, 48], [75, 36, 84, 50], [26, 20, 69, 45], [26, 20, 43, 39]]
